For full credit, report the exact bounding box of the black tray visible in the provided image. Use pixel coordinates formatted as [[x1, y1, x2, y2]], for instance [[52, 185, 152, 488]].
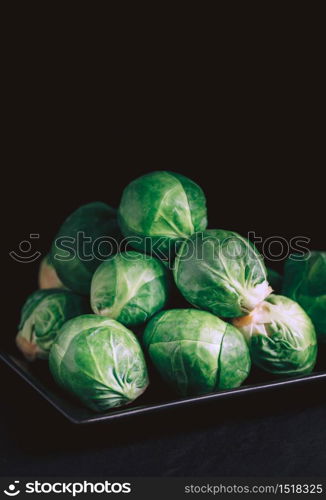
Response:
[[1, 345, 326, 425]]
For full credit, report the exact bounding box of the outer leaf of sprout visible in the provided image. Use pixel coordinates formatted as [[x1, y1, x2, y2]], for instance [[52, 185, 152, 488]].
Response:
[[16, 289, 88, 361], [233, 294, 318, 376], [118, 171, 207, 257], [143, 309, 251, 396], [51, 202, 121, 295], [90, 251, 169, 326], [283, 252, 326, 343], [49, 315, 149, 411], [174, 230, 272, 318]]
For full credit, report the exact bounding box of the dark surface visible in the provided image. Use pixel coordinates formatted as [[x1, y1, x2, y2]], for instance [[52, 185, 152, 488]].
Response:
[[1, 359, 326, 476], [3, 28, 325, 477], [1, 350, 326, 425]]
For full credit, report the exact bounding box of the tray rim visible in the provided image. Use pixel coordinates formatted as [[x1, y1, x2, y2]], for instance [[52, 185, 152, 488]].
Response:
[[1, 351, 326, 425]]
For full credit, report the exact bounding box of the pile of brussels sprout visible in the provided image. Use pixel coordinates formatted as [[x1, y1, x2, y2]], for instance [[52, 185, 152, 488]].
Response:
[[16, 171, 325, 412]]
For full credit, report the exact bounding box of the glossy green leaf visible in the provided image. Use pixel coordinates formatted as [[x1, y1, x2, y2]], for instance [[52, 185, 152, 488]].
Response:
[[91, 251, 169, 326], [118, 171, 207, 257], [51, 202, 121, 295], [174, 230, 272, 317], [49, 315, 149, 411], [233, 294, 318, 376], [282, 252, 326, 343], [143, 309, 251, 396], [16, 289, 88, 361]]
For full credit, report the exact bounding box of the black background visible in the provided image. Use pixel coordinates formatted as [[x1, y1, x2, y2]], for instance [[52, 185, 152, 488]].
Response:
[[2, 17, 325, 478]]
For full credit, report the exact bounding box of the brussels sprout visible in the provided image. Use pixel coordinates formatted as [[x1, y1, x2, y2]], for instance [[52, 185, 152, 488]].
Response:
[[38, 254, 65, 289], [282, 252, 326, 343], [118, 171, 207, 257], [267, 267, 282, 294], [16, 289, 88, 361], [174, 230, 272, 318], [143, 309, 251, 396], [91, 251, 169, 326], [51, 202, 121, 295], [49, 315, 149, 411], [233, 295, 317, 376]]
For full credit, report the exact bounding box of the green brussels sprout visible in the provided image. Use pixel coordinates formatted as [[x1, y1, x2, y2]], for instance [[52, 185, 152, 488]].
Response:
[[267, 267, 282, 294], [233, 295, 318, 376], [16, 289, 88, 361], [143, 309, 251, 396], [38, 254, 65, 289], [49, 315, 149, 411], [174, 230, 272, 318], [51, 202, 121, 295], [90, 251, 169, 326], [118, 171, 207, 257], [282, 252, 326, 343]]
